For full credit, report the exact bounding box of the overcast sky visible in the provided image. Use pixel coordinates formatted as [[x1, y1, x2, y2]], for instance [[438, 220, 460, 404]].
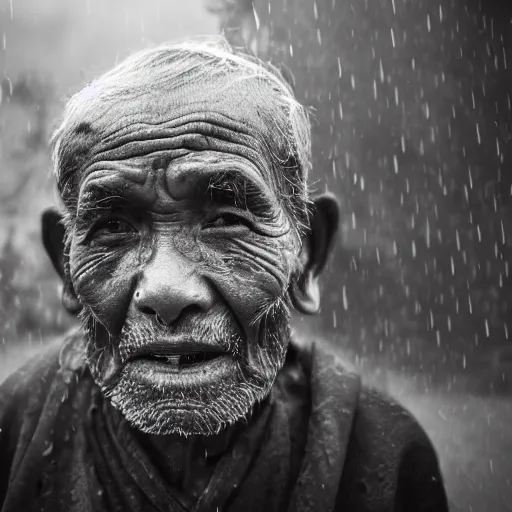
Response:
[[0, 0, 219, 94]]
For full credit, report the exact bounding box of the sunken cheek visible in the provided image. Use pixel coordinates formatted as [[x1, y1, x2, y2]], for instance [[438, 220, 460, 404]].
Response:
[[69, 236, 139, 333], [203, 234, 294, 316]]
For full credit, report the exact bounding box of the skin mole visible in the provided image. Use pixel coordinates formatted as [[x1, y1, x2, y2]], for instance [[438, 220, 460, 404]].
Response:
[[74, 122, 94, 135]]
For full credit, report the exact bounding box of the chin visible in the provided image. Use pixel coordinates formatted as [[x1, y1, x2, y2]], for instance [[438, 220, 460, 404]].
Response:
[[83, 299, 292, 436], [104, 359, 279, 436]]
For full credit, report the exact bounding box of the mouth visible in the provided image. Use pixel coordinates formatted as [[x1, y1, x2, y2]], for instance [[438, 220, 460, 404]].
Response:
[[124, 340, 233, 374], [134, 351, 225, 369], [126, 346, 236, 387]]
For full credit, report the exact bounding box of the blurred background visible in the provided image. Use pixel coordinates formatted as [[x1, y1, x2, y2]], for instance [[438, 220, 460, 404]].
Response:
[[0, 0, 511, 509]]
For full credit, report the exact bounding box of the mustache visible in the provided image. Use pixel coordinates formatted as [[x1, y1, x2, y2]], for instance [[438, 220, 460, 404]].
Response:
[[116, 309, 244, 364]]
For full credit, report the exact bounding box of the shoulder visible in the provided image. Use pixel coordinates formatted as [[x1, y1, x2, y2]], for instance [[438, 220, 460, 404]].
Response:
[[295, 340, 448, 511], [0, 341, 62, 422], [339, 385, 449, 510], [0, 327, 87, 413], [354, 384, 433, 448], [0, 328, 88, 477], [295, 339, 435, 447], [299, 340, 436, 449]]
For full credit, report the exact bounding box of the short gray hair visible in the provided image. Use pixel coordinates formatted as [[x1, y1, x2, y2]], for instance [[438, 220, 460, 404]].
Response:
[[51, 36, 312, 234]]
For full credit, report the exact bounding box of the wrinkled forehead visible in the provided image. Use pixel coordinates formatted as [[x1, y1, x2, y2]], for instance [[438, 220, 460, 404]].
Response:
[[66, 70, 291, 183]]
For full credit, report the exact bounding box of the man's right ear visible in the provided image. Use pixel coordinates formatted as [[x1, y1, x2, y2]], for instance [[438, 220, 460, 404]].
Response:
[[41, 208, 81, 315]]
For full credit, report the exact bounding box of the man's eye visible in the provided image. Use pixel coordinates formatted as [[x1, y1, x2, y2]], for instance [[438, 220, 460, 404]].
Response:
[[92, 218, 135, 236], [205, 213, 249, 229]]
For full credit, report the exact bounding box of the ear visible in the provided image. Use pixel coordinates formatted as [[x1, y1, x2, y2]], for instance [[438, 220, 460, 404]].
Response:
[[41, 208, 81, 315], [290, 192, 340, 315]]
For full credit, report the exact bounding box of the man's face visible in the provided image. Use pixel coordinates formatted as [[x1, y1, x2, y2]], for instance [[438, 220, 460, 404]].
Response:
[[66, 88, 301, 436]]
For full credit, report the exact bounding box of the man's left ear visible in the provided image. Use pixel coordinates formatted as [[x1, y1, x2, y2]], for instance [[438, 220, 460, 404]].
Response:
[[290, 192, 340, 315]]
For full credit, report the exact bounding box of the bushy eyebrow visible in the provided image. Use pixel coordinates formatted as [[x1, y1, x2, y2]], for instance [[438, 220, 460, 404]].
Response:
[[76, 169, 280, 220], [203, 170, 278, 216], [76, 187, 130, 216]]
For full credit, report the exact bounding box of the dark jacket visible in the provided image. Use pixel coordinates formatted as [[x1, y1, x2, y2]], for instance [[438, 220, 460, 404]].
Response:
[[0, 330, 449, 511]]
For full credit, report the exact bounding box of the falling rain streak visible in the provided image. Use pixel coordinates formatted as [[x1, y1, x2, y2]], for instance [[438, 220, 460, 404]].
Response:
[[215, 0, 512, 411], [1, 0, 512, 509]]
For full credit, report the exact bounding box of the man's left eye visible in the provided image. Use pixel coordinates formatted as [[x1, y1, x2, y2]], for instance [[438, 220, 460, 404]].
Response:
[[204, 213, 250, 229]]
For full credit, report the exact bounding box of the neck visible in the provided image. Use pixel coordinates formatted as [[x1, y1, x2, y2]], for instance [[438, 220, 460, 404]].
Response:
[[89, 342, 306, 509], [104, 391, 269, 504], [138, 421, 241, 491]]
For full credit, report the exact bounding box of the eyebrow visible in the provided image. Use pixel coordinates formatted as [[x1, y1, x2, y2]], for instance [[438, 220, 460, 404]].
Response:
[[77, 186, 131, 213], [203, 170, 277, 215], [77, 169, 279, 219]]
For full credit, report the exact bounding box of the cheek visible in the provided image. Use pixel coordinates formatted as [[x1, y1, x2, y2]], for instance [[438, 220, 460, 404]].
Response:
[[202, 233, 295, 291], [70, 242, 138, 335], [201, 234, 297, 335], [236, 237, 295, 292]]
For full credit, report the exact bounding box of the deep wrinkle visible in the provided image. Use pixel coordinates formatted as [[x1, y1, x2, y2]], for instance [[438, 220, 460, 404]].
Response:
[[50, 39, 313, 445], [75, 154, 291, 254], [68, 138, 299, 436], [78, 153, 278, 213]]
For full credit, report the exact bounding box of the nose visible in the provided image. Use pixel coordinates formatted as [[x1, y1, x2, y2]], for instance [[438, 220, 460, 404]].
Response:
[[133, 246, 214, 326]]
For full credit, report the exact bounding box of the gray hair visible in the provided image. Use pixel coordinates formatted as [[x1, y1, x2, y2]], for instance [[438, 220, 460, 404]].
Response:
[[51, 36, 313, 234]]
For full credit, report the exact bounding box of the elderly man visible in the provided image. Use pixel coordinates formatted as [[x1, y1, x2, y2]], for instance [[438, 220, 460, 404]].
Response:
[[0, 38, 448, 511]]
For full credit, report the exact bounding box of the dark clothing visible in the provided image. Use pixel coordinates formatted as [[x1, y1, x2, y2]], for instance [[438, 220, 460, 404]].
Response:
[[0, 330, 448, 511]]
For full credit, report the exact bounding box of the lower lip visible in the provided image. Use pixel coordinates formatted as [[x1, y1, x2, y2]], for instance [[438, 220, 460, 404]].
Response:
[[124, 354, 237, 387]]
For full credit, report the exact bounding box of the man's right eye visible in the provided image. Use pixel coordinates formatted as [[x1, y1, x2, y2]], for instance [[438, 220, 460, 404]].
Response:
[[91, 218, 136, 237]]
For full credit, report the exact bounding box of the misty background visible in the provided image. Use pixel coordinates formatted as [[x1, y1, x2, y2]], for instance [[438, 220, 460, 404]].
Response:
[[0, 0, 511, 509]]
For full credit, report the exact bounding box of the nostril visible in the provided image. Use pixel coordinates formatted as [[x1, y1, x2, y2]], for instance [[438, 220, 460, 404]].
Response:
[[134, 288, 209, 327], [155, 313, 167, 328], [139, 306, 156, 316]]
